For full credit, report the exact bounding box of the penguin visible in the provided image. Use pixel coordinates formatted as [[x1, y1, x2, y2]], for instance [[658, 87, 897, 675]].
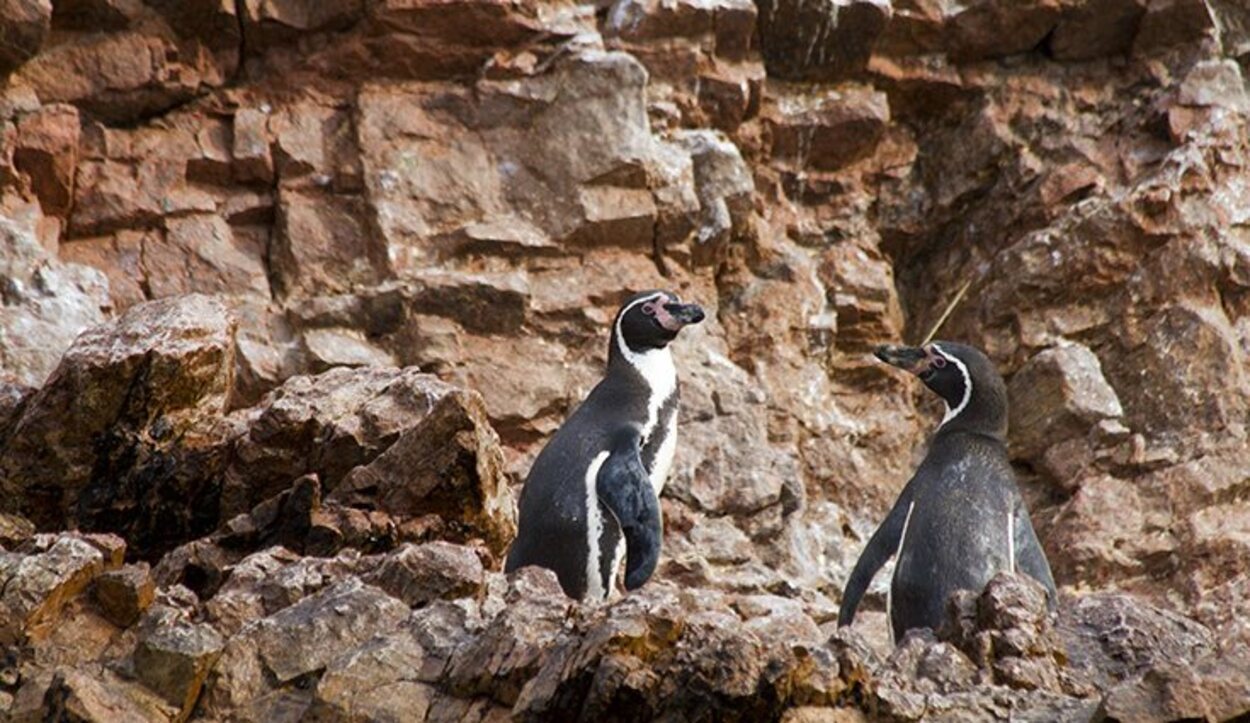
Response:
[[504, 290, 705, 600], [838, 341, 1058, 642]]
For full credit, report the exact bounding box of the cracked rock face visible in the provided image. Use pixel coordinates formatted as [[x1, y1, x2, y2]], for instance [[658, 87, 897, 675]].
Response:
[[1, 0, 1249, 719]]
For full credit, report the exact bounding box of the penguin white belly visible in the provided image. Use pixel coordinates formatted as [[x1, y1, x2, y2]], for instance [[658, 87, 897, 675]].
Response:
[[648, 414, 678, 495]]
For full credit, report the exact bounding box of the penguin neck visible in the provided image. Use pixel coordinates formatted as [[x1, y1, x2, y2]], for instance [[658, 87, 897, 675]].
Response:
[[609, 332, 677, 437], [610, 335, 676, 402], [934, 386, 1008, 442]]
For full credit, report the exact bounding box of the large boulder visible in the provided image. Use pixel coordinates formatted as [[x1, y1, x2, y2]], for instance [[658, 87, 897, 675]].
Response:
[[0, 294, 235, 553]]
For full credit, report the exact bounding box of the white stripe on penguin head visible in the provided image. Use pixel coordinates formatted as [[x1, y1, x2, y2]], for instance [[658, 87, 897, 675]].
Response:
[[932, 343, 972, 428]]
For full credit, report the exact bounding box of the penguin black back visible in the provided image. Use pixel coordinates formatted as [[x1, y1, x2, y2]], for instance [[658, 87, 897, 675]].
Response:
[[505, 290, 704, 600], [838, 341, 1058, 642]]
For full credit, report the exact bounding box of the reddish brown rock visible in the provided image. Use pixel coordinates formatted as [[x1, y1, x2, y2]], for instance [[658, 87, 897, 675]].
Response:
[[946, 0, 1063, 60], [14, 28, 223, 125], [221, 367, 459, 513], [769, 86, 890, 172], [1048, 0, 1146, 60], [272, 190, 388, 297], [198, 577, 409, 717], [1132, 0, 1217, 55], [241, 0, 364, 52], [13, 104, 80, 218], [1099, 638, 1250, 721], [50, 0, 139, 31], [41, 666, 176, 722], [361, 0, 552, 80]]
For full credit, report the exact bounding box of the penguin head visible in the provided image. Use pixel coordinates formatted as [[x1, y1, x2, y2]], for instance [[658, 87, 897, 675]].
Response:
[[873, 341, 1008, 438], [611, 289, 705, 357]]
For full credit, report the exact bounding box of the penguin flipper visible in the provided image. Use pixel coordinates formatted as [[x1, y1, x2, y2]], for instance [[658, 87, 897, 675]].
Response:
[[1013, 501, 1058, 609], [597, 430, 662, 591], [837, 491, 913, 628]]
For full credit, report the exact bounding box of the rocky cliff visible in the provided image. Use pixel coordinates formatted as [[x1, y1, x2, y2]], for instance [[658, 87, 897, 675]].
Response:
[[0, 0, 1248, 720]]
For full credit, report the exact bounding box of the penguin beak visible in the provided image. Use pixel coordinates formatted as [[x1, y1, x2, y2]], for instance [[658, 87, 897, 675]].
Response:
[[873, 344, 930, 375], [661, 302, 705, 329]]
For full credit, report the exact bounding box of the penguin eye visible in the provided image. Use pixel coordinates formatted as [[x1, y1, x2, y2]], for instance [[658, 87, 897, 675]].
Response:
[[931, 357, 948, 369], [641, 302, 657, 316]]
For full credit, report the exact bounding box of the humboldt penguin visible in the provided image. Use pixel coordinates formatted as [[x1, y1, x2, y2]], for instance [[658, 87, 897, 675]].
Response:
[[838, 341, 1058, 642], [504, 290, 705, 600]]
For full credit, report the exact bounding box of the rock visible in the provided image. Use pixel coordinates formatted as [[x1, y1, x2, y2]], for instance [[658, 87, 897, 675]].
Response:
[[199, 577, 409, 716], [946, 0, 1063, 60], [1058, 592, 1215, 691], [362, 0, 553, 80], [1048, 0, 1146, 60], [1132, 0, 1217, 55], [769, 86, 890, 172], [272, 189, 388, 298], [49, 0, 138, 31], [148, 214, 271, 300], [363, 542, 486, 608], [755, 0, 890, 81], [13, 104, 80, 217], [302, 327, 396, 370], [222, 367, 457, 514], [133, 620, 225, 718], [0, 211, 111, 388], [0, 534, 111, 644], [0, 294, 236, 554], [673, 130, 754, 256], [241, 0, 364, 52], [0, 0, 51, 77], [41, 666, 177, 722], [231, 107, 275, 184], [14, 27, 226, 125], [1008, 344, 1123, 463], [1106, 304, 1246, 445], [330, 386, 517, 555], [306, 627, 440, 721], [93, 562, 155, 627], [1099, 639, 1250, 721], [0, 512, 36, 548]]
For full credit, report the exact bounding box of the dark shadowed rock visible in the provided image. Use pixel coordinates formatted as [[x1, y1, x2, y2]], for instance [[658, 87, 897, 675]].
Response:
[[1048, 0, 1146, 60], [93, 562, 155, 627], [0, 0, 51, 77], [755, 0, 890, 81]]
